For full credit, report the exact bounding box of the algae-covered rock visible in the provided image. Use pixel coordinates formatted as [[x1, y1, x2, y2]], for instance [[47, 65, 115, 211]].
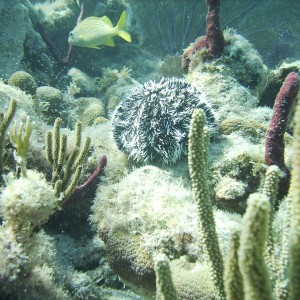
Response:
[[75, 97, 106, 127], [94, 67, 140, 116], [219, 117, 267, 141], [169, 258, 215, 300], [155, 54, 184, 80], [0, 0, 52, 80], [8, 71, 37, 96], [0, 170, 57, 237], [186, 29, 269, 92], [67, 68, 97, 97], [0, 226, 30, 282], [0, 0, 31, 79], [259, 60, 300, 107], [34, 0, 77, 32], [209, 134, 263, 213], [35, 86, 63, 123], [91, 166, 241, 297]]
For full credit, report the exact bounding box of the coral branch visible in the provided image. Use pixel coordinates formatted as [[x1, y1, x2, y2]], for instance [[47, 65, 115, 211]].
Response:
[[188, 109, 225, 300], [265, 72, 299, 192], [182, 0, 224, 71], [0, 99, 17, 181], [63, 155, 107, 207], [205, 0, 224, 56]]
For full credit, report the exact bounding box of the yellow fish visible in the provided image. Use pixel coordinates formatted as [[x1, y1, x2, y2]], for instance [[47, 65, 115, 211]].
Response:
[[68, 11, 131, 49]]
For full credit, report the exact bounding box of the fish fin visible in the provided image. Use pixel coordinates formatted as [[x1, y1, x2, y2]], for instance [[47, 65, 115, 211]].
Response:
[[83, 16, 101, 22], [88, 45, 102, 49], [103, 38, 115, 47], [117, 11, 132, 43], [100, 16, 113, 27]]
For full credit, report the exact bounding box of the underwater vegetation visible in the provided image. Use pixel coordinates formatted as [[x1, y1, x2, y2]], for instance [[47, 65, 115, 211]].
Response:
[[0, 0, 300, 299]]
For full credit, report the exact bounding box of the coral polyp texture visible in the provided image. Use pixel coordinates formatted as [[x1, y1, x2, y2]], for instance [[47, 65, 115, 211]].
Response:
[[112, 77, 216, 164]]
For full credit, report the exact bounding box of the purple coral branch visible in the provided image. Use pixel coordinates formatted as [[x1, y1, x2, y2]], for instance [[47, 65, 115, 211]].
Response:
[[265, 72, 299, 192], [182, 0, 224, 71], [205, 0, 225, 56], [63, 155, 107, 207]]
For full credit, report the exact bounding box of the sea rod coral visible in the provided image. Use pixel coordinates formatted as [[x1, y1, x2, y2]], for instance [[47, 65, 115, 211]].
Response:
[[0, 99, 16, 182], [182, 0, 224, 71], [265, 71, 299, 193], [183, 104, 300, 299]]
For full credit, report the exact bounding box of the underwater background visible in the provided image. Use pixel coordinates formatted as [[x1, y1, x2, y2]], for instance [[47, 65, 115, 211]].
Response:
[[0, 0, 300, 299]]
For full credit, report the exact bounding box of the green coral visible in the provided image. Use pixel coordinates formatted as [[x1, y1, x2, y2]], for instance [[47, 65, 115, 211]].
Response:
[[8, 71, 37, 96], [154, 253, 178, 300], [288, 88, 300, 300], [45, 118, 91, 206], [9, 116, 34, 178], [238, 193, 273, 300], [0, 98, 17, 181], [224, 228, 243, 300], [188, 109, 225, 300]]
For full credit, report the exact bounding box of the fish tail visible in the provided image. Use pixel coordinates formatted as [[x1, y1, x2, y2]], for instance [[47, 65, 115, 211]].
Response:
[[117, 11, 132, 43]]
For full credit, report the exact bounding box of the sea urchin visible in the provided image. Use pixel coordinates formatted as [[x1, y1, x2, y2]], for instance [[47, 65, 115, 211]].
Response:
[[112, 77, 216, 164]]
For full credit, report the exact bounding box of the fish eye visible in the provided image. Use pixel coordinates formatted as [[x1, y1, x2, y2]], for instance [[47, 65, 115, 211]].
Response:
[[69, 31, 74, 37]]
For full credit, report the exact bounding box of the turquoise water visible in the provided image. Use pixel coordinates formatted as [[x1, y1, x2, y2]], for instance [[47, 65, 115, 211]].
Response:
[[0, 1, 299, 299]]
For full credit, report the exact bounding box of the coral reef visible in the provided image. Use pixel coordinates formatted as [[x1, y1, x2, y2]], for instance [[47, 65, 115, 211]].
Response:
[[0, 170, 57, 238], [188, 109, 225, 299], [0, 99, 17, 180], [8, 71, 37, 96], [45, 118, 91, 206], [91, 165, 242, 298], [182, 0, 224, 71], [94, 67, 139, 117], [265, 72, 299, 193], [0, 90, 131, 299], [35, 86, 64, 124], [75, 97, 106, 127], [112, 77, 216, 164], [1, 1, 300, 299]]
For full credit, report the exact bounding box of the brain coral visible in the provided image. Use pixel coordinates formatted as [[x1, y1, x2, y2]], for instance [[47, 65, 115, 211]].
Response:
[[112, 77, 215, 164], [36, 86, 63, 123], [75, 97, 106, 127], [8, 71, 37, 96]]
